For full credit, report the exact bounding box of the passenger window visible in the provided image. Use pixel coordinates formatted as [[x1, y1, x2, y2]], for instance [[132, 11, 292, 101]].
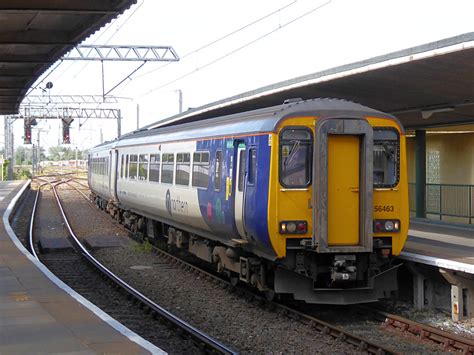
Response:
[[176, 153, 191, 186], [138, 154, 148, 181], [161, 153, 174, 184], [192, 152, 209, 188], [248, 149, 257, 185], [129, 155, 138, 180], [149, 154, 160, 182], [238, 150, 246, 192], [214, 151, 222, 191]]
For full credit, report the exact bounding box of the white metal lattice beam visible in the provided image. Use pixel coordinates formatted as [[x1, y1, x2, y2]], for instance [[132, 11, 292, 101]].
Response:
[[16, 106, 120, 119], [22, 95, 124, 104], [62, 45, 180, 62]]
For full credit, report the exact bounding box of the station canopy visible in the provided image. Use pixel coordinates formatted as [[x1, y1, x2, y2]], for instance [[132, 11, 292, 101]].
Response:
[[151, 32, 474, 131], [0, 0, 136, 115]]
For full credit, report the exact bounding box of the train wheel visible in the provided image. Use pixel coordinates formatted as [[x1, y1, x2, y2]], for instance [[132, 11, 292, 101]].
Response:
[[264, 289, 276, 301], [230, 273, 239, 287]]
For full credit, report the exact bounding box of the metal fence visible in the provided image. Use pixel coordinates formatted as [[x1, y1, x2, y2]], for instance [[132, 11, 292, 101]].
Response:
[[409, 183, 474, 224]]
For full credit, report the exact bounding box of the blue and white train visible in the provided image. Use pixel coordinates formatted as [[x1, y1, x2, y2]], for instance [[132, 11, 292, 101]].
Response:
[[89, 98, 409, 304]]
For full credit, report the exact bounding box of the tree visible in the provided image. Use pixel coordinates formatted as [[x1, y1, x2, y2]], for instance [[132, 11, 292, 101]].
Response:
[[15, 146, 46, 165], [47, 146, 88, 161]]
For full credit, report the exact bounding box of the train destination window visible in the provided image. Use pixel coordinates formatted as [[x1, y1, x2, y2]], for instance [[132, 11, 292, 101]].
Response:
[[192, 152, 209, 188], [373, 129, 399, 187], [149, 154, 160, 182], [161, 153, 174, 184], [280, 128, 312, 188], [176, 153, 191, 186], [248, 148, 257, 185], [238, 150, 246, 192], [129, 155, 138, 180], [214, 151, 222, 191], [138, 154, 149, 181]]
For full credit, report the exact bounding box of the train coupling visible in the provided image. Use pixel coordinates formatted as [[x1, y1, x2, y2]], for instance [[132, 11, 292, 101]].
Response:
[[331, 255, 357, 282]]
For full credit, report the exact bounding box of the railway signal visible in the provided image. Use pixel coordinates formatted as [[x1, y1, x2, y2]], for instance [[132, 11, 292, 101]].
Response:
[[23, 118, 37, 144], [62, 118, 74, 144]]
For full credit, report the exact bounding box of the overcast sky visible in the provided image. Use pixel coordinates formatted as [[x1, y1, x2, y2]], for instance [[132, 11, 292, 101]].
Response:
[[8, 0, 474, 152]]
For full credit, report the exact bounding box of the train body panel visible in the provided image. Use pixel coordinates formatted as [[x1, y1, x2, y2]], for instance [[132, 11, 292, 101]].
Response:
[[88, 98, 409, 305]]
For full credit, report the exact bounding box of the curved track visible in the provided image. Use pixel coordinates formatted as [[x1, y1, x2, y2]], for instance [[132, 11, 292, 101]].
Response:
[[28, 177, 236, 355]]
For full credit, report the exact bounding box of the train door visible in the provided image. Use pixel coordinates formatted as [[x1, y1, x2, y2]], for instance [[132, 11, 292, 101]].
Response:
[[327, 136, 360, 245], [234, 143, 247, 238], [314, 118, 373, 253], [109, 150, 119, 201]]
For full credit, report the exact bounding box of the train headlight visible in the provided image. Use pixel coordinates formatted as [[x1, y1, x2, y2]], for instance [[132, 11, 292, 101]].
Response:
[[287, 222, 297, 233], [373, 219, 400, 233], [280, 221, 307, 234]]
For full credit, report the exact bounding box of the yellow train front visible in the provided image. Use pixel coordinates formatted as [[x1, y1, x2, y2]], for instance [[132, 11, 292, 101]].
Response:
[[264, 99, 408, 304]]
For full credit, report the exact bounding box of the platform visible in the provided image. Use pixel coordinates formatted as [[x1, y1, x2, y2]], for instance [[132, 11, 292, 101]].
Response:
[[0, 180, 163, 354], [399, 218, 474, 321], [401, 218, 474, 271]]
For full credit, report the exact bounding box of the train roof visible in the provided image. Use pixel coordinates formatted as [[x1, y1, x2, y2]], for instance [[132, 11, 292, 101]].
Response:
[[91, 98, 399, 151]]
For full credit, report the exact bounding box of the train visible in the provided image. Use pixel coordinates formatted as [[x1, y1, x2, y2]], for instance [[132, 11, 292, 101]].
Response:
[[88, 98, 409, 305]]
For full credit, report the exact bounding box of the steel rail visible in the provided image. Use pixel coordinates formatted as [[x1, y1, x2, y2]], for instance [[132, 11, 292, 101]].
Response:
[[28, 182, 48, 259], [51, 183, 236, 355]]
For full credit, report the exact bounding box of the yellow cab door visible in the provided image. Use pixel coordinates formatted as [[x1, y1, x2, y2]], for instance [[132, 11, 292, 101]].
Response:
[[327, 135, 360, 245], [314, 118, 373, 253]]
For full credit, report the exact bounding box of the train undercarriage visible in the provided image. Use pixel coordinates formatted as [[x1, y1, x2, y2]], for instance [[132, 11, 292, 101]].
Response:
[[92, 193, 400, 305]]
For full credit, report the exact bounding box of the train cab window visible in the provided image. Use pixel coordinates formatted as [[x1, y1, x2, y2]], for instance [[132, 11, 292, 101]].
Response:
[[279, 128, 312, 188], [214, 150, 222, 191], [161, 153, 174, 184], [149, 154, 160, 182], [373, 129, 399, 187], [138, 154, 149, 181], [238, 150, 246, 192], [192, 152, 209, 188], [129, 155, 138, 180], [176, 153, 191, 186], [248, 148, 257, 185], [120, 155, 124, 179]]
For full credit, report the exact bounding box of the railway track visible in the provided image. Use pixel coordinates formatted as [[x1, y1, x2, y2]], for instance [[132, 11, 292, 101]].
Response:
[[374, 308, 474, 353], [26, 178, 236, 355], [61, 179, 394, 354], [57, 178, 474, 353]]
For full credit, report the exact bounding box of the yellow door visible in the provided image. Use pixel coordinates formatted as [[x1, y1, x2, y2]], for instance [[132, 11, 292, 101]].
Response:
[[327, 135, 360, 245]]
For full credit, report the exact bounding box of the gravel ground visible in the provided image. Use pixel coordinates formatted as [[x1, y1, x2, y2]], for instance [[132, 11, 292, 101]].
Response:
[[57, 183, 360, 353], [94, 247, 359, 353]]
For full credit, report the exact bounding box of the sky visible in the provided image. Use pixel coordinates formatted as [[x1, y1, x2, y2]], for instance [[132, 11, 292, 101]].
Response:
[[5, 0, 474, 153]]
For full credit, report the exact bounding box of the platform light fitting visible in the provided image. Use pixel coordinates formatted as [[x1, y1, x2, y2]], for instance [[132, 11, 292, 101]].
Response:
[[421, 107, 455, 119]]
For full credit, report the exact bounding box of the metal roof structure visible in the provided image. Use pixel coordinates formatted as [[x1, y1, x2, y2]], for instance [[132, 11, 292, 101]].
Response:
[[147, 32, 474, 130], [0, 0, 137, 115]]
